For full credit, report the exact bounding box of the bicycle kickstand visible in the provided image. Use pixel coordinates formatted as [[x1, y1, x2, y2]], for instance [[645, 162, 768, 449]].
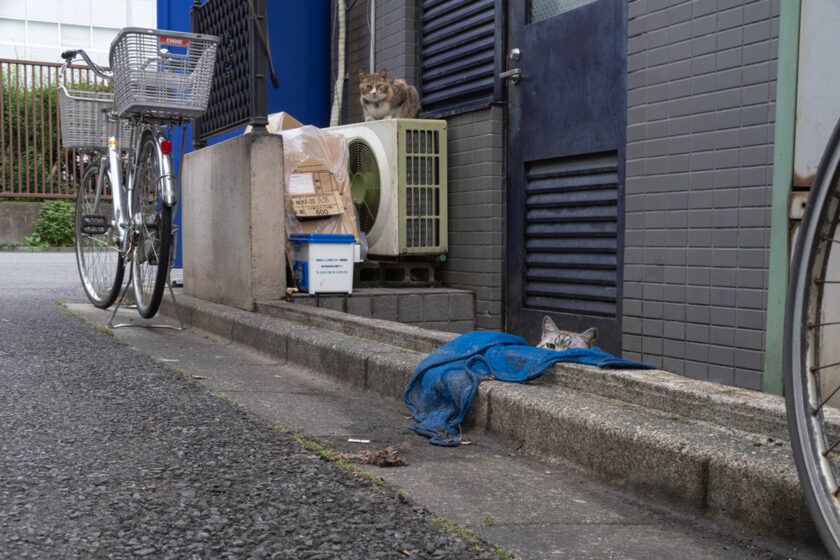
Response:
[[107, 228, 185, 330]]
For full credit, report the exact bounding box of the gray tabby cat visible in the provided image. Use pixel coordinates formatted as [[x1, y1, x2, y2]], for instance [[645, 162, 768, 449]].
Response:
[[537, 316, 597, 351], [358, 69, 421, 121]]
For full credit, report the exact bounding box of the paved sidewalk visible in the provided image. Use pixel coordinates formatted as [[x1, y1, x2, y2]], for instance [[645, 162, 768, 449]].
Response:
[[67, 292, 826, 559], [151, 294, 819, 542]]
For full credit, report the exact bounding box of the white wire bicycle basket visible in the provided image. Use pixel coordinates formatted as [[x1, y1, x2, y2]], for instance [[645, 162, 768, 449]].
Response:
[[110, 28, 219, 120], [58, 86, 130, 150]]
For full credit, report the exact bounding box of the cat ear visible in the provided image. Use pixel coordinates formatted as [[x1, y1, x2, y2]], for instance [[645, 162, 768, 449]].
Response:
[[581, 327, 598, 346], [542, 316, 559, 336], [358, 69, 367, 80], [378, 68, 388, 78]]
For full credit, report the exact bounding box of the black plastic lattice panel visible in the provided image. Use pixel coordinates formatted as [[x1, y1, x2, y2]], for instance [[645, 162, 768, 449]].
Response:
[[191, 0, 268, 146]]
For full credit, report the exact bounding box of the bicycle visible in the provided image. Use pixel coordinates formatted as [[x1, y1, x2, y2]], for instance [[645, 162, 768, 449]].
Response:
[[59, 28, 218, 319], [785, 116, 840, 558]]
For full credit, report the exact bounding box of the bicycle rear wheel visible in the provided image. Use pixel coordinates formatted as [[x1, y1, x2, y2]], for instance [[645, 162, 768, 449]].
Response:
[[74, 162, 124, 308], [786, 117, 840, 559], [131, 132, 172, 319]]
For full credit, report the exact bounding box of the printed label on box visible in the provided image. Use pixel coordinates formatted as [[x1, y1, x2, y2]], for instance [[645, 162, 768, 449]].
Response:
[[291, 192, 343, 218], [288, 173, 316, 195]]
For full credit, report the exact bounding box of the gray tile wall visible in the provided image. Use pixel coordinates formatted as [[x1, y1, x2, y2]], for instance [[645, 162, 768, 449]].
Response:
[[334, 0, 506, 332], [340, 0, 370, 124], [624, 0, 779, 390], [336, 0, 418, 125], [375, 0, 418, 85], [290, 288, 475, 333], [440, 106, 506, 331]]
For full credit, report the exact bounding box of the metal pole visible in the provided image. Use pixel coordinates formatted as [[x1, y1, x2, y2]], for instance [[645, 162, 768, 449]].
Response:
[[763, 0, 802, 395]]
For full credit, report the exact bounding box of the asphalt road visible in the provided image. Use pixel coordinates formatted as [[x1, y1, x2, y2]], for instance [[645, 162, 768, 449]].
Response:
[[0, 252, 828, 559], [0, 252, 499, 559]]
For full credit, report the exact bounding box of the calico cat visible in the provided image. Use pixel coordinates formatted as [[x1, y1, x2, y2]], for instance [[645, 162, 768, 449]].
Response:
[[358, 69, 421, 121], [537, 316, 597, 351]]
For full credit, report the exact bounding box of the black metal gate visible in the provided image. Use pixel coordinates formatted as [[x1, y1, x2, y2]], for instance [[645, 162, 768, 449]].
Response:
[[190, 0, 270, 147]]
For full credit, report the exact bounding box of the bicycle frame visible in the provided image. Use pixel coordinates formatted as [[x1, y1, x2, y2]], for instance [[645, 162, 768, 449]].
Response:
[[59, 49, 177, 260], [101, 123, 177, 257], [66, 29, 217, 319]]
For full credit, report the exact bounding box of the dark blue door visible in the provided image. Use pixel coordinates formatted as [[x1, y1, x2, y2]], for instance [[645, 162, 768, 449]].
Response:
[[505, 0, 627, 355]]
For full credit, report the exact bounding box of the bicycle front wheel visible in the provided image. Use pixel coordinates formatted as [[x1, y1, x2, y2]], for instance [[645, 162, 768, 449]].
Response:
[[131, 132, 172, 319], [74, 162, 124, 308], [786, 117, 840, 559]]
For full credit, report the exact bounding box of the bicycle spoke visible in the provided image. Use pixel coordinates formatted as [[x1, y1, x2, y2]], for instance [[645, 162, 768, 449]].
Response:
[[818, 382, 840, 413], [130, 133, 171, 319], [824, 438, 840, 458], [80, 235, 120, 250], [74, 164, 124, 309], [813, 362, 840, 373]]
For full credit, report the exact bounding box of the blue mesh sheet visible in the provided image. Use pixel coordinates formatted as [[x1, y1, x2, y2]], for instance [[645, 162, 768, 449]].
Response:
[[403, 331, 654, 446]]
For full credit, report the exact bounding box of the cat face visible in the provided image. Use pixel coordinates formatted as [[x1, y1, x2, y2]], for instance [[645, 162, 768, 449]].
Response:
[[537, 316, 597, 351], [358, 69, 389, 102]]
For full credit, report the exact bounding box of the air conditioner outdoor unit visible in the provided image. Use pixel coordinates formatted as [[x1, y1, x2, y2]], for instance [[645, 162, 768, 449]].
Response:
[[325, 118, 447, 258]]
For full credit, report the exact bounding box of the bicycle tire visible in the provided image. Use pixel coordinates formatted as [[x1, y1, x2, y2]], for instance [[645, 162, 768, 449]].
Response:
[[131, 132, 172, 319], [785, 116, 840, 560], [74, 162, 124, 308]]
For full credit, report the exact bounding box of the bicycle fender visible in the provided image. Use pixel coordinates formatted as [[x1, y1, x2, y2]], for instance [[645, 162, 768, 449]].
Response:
[[146, 128, 177, 207]]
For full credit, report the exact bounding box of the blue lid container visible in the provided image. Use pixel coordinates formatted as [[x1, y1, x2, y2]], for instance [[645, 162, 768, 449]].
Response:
[[289, 233, 356, 244]]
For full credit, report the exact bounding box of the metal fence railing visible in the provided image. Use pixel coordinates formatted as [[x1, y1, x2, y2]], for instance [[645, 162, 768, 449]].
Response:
[[0, 58, 111, 199]]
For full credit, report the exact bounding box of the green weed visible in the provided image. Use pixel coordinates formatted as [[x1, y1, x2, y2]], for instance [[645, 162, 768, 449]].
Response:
[[58, 300, 114, 336], [271, 424, 385, 487], [26, 200, 74, 247], [428, 513, 521, 560]]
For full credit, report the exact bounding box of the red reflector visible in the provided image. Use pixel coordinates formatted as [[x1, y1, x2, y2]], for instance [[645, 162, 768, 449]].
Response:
[[160, 140, 172, 154]]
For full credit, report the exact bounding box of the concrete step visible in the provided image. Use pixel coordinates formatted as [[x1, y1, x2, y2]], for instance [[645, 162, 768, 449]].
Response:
[[282, 286, 475, 334], [161, 293, 820, 548]]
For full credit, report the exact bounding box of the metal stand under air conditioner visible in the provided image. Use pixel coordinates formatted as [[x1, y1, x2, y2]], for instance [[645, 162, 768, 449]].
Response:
[[107, 226, 184, 331]]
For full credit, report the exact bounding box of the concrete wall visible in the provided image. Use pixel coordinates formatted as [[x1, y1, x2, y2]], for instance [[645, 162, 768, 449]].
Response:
[[181, 134, 286, 311], [623, 0, 780, 390], [0, 202, 41, 244]]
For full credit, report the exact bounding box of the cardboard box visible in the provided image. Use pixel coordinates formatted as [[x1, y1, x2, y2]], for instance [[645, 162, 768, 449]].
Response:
[[259, 112, 359, 277], [288, 160, 345, 218], [244, 111, 303, 134], [290, 192, 343, 218]]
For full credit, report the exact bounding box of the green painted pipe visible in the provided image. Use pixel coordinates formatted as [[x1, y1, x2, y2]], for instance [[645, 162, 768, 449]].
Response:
[[764, 1, 801, 395]]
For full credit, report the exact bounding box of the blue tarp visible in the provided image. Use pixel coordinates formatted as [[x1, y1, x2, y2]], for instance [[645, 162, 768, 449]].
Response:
[[403, 331, 654, 446]]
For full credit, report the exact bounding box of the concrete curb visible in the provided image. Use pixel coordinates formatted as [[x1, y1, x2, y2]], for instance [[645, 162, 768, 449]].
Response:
[[0, 246, 75, 252], [161, 294, 819, 546]]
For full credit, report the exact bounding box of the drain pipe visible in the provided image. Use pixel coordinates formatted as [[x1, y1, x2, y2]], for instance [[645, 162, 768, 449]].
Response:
[[369, 0, 375, 72], [330, 0, 346, 126]]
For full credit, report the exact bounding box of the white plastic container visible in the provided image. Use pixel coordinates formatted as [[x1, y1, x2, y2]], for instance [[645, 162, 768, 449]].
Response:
[[289, 233, 355, 294]]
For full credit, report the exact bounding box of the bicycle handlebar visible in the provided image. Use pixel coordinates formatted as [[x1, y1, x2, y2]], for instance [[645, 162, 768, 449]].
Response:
[[58, 49, 112, 81]]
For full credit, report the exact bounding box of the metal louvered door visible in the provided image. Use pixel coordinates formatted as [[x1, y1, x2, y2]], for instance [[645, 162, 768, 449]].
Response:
[[505, 0, 627, 356]]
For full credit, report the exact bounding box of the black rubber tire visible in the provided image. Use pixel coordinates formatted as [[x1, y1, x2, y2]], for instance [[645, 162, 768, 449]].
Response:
[[74, 162, 124, 308], [131, 133, 172, 319], [785, 117, 840, 560]]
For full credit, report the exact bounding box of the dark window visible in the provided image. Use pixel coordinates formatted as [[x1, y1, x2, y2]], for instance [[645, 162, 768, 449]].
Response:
[[419, 0, 502, 117], [528, 0, 598, 24]]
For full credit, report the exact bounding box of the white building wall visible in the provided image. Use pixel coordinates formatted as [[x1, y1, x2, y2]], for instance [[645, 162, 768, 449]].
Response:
[[0, 0, 156, 66]]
